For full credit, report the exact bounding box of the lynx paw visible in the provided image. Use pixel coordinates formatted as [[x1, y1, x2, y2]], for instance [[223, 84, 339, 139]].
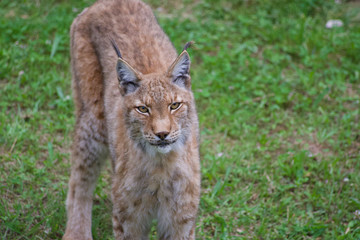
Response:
[[62, 232, 92, 240]]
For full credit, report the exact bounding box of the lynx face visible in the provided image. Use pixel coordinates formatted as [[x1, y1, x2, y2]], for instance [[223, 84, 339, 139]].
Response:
[[115, 48, 193, 155], [124, 78, 192, 154]]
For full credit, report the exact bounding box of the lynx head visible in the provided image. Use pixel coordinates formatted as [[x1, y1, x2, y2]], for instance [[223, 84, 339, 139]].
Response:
[[112, 41, 195, 155]]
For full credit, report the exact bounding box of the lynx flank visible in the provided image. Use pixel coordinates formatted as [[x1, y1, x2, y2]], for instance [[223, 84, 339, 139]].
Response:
[[63, 0, 200, 239]]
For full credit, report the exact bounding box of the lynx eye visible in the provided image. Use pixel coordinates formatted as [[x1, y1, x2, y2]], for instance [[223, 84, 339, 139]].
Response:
[[137, 106, 149, 114], [170, 102, 181, 110]]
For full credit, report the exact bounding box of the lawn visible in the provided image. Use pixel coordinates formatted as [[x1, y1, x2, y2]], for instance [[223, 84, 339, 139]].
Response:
[[1, 0, 359, 239]]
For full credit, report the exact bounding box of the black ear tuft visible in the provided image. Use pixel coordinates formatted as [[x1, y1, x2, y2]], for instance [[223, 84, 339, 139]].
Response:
[[116, 59, 140, 95], [110, 38, 122, 59], [182, 41, 195, 52]]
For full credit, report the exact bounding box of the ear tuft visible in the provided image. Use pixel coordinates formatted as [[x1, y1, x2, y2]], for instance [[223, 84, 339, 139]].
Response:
[[110, 37, 122, 59], [168, 51, 191, 89], [182, 41, 195, 52], [116, 59, 140, 95]]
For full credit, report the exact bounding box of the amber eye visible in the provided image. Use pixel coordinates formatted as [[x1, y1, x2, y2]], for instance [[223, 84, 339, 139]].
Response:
[[137, 106, 149, 113], [170, 102, 181, 110]]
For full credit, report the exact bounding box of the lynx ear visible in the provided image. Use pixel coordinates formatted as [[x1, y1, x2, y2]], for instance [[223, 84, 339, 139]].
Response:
[[167, 51, 191, 89], [111, 38, 141, 95], [116, 58, 141, 95]]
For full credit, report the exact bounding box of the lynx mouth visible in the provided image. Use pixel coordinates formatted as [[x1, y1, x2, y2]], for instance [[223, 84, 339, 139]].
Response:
[[150, 141, 175, 148]]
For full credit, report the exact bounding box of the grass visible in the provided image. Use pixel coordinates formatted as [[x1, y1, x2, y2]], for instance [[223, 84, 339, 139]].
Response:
[[1, 0, 359, 239]]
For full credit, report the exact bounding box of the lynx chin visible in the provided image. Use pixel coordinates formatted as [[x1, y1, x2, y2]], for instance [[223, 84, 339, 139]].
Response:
[[62, 0, 201, 239]]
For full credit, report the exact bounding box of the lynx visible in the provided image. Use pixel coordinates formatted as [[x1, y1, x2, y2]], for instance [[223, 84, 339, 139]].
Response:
[[62, 0, 200, 239]]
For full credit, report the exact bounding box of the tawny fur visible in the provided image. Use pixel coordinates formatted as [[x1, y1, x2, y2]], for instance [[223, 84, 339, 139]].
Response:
[[63, 0, 200, 239]]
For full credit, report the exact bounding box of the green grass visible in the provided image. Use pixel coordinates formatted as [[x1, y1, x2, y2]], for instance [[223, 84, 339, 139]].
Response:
[[1, 0, 359, 239]]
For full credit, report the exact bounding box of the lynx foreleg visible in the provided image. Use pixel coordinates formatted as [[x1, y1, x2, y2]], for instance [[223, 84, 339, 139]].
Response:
[[157, 181, 200, 240], [111, 177, 154, 240], [63, 114, 107, 240]]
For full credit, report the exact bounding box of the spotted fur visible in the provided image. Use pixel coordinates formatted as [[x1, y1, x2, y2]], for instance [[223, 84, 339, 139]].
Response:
[[63, 0, 200, 239]]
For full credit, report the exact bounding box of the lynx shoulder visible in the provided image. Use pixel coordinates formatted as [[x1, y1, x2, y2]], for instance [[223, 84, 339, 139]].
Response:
[[63, 0, 200, 239]]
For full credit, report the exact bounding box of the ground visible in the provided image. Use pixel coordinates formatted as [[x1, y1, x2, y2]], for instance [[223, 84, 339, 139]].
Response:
[[0, 0, 359, 239]]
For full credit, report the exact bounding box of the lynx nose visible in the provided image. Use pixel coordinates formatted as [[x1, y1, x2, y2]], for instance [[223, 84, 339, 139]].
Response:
[[156, 131, 169, 140]]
